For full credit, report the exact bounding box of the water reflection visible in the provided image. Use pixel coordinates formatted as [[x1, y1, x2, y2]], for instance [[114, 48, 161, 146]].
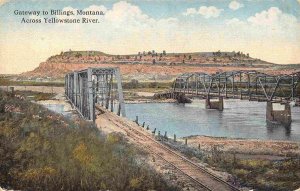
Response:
[[125, 99, 300, 141], [38, 101, 73, 119]]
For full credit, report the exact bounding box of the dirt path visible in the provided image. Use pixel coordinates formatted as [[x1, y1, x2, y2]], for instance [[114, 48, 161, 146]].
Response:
[[95, 106, 242, 191]]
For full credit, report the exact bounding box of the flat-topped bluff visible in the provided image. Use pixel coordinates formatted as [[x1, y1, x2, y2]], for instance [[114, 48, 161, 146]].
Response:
[[20, 50, 275, 80]]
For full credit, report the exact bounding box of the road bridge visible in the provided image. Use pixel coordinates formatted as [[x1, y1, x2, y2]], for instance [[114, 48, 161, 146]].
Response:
[[162, 70, 300, 127], [65, 67, 125, 121]]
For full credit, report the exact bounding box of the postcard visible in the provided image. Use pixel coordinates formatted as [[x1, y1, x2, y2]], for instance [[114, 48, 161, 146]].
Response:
[[0, 0, 299, 190]]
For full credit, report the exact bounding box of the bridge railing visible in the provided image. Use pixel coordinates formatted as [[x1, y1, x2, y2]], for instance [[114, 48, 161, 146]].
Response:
[[172, 70, 300, 102]]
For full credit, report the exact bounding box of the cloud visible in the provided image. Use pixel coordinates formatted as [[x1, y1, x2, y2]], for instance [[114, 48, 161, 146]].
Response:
[[225, 7, 299, 38], [199, 6, 223, 18], [247, 7, 297, 27], [182, 8, 197, 16], [229, 1, 244, 10], [183, 6, 223, 18], [105, 1, 152, 24], [225, 18, 245, 25], [1, 1, 300, 75]]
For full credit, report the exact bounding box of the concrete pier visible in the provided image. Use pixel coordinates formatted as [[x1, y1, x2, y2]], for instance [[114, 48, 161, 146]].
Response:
[[205, 96, 224, 111], [266, 102, 291, 127]]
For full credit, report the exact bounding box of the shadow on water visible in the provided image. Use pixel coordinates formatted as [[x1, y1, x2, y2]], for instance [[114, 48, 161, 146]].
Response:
[[266, 124, 291, 138]]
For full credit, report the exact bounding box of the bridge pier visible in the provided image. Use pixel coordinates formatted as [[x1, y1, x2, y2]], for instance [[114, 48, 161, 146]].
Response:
[[266, 102, 291, 127], [205, 96, 224, 111]]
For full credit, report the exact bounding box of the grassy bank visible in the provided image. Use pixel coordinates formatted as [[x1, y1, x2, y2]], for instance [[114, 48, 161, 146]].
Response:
[[0, 77, 64, 87], [13, 90, 55, 101], [161, 138, 300, 191], [0, 90, 178, 191]]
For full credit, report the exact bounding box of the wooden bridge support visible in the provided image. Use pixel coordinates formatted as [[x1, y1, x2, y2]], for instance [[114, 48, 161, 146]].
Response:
[[205, 96, 224, 111], [266, 102, 291, 127]]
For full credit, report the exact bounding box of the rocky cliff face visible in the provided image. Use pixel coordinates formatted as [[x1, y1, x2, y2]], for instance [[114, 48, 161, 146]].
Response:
[[20, 51, 274, 80]]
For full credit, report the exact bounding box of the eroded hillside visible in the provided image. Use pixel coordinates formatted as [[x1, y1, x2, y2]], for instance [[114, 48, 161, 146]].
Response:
[[20, 50, 279, 81]]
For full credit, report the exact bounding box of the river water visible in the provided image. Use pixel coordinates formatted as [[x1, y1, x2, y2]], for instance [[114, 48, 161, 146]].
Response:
[[6, 85, 299, 141], [125, 99, 300, 141]]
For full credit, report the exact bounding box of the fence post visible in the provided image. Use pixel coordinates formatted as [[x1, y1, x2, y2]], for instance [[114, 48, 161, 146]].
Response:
[[164, 131, 168, 140], [152, 128, 156, 135]]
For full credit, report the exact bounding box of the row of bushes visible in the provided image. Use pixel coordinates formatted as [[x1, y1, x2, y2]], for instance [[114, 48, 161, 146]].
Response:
[[122, 80, 173, 89], [0, 90, 178, 191]]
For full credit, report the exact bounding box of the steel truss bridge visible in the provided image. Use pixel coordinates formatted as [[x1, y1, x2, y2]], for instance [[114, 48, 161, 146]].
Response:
[[170, 70, 300, 127], [65, 67, 125, 122], [173, 70, 300, 102]]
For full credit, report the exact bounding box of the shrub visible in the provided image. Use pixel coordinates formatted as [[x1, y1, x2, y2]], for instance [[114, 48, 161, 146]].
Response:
[[0, 90, 177, 191]]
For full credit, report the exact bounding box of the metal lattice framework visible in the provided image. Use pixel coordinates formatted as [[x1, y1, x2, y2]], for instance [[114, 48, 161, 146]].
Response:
[[173, 70, 300, 102], [65, 67, 125, 121]]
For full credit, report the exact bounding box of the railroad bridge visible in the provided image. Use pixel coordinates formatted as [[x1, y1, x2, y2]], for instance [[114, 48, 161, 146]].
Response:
[[65, 67, 125, 122], [159, 70, 300, 127]]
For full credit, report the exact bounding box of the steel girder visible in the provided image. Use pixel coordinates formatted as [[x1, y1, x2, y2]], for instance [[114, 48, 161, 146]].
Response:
[[173, 70, 300, 102], [65, 67, 126, 121]]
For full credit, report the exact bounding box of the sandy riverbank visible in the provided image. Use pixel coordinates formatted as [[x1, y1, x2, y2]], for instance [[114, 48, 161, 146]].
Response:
[[182, 135, 300, 159], [125, 98, 176, 104]]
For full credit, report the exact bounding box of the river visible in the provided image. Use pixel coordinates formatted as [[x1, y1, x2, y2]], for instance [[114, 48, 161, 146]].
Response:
[[125, 99, 300, 141], [5, 85, 299, 141]]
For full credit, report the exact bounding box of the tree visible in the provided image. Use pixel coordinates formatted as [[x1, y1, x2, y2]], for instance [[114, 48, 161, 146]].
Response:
[[75, 53, 82, 58], [152, 59, 156, 64], [163, 50, 166, 55]]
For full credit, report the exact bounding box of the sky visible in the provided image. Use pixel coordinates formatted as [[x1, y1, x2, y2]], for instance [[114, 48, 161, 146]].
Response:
[[0, 0, 300, 74]]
